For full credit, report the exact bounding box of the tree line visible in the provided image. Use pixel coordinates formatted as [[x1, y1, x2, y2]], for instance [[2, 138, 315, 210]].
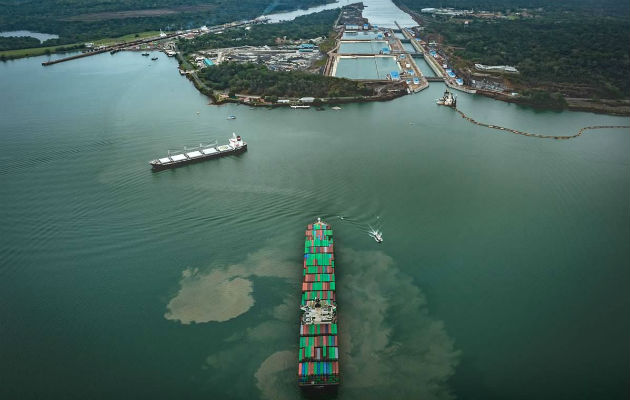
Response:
[[177, 9, 339, 54], [397, 0, 630, 99], [424, 15, 629, 98], [199, 62, 374, 98], [396, 0, 628, 16], [0, 0, 332, 46]]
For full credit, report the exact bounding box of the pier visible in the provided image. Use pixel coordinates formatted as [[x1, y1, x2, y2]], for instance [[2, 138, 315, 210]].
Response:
[[390, 22, 429, 92], [41, 20, 254, 66], [41, 33, 181, 66]]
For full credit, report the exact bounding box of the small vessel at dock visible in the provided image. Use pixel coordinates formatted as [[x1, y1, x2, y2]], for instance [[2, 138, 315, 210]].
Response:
[[291, 105, 310, 109], [437, 89, 457, 107], [298, 218, 339, 392], [149, 133, 247, 171]]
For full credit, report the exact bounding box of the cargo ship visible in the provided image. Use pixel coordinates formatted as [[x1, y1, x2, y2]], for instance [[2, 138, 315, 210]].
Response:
[[298, 218, 340, 392], [149, 133, 246, 171]]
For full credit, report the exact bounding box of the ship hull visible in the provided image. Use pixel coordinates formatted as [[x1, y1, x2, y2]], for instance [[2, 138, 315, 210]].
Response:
[[150, 144, 247, 171]]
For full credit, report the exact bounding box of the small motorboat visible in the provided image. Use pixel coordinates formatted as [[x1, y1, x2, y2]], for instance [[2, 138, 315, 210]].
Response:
[[369, 229, 383, 243], [367, 223, 383, 243], [151, 57, 158, 61], [227, 115, 236, 120], [142, 52, 150, 56]]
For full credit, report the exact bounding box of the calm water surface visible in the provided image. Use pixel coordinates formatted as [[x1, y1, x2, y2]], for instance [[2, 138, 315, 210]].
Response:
[[263, 0, 416, 27], [0, 51, 628, 400], [0, 30, 59, 42]]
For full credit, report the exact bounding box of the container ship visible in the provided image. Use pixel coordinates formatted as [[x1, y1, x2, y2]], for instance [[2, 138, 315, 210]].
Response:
[[149, 133, 246, 171], [298, 218, 340, 392]]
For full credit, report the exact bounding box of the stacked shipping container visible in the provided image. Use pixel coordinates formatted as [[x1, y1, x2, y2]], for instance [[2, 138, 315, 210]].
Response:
[[298, 220, 340, 388]]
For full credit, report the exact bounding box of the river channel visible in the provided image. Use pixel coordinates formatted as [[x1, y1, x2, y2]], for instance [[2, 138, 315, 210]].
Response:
[[1, 29, 629, 400], [263, 0, 416, 27]]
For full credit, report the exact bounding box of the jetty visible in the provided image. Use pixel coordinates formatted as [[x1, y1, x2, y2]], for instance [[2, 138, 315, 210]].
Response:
[[41, 33, 181, 66]]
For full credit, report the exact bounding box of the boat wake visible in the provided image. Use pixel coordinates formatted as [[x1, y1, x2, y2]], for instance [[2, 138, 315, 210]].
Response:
[[337, 215, 384, 243]]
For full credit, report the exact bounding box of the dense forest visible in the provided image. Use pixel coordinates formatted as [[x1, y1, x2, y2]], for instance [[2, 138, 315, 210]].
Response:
[[396, 0, 629, 15], [199, 62, 374, 98], [0, 36, 41, 51], [177, 10, 338, 54], [0, 0, 332, 46], [397, 0, 630, 98]]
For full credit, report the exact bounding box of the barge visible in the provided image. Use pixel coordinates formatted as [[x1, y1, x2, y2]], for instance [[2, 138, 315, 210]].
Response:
[[298, 218, 339, 392], [149, 133, 247, 171]]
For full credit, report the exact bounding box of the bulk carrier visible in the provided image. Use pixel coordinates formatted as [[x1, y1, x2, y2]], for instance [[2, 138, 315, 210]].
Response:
[[298, 218, 340, 392], [149, 133, 246, 171]]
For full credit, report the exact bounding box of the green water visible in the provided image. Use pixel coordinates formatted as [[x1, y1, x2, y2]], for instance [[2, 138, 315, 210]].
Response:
[[338, 41, 389, 54], [341, 32, 383, 40], [415, 55, 436, 77], [335, 56, 399, 80], [1, 52, 628, 400]]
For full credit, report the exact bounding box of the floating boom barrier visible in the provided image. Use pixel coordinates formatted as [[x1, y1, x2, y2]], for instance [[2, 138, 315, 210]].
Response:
[[455, 108, 629, 139]]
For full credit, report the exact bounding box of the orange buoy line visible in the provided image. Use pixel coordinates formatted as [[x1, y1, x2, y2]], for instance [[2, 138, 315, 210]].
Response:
[[454, 108, 629, 139]]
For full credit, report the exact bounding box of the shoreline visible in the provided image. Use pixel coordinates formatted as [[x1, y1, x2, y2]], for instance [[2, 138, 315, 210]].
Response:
[[477, 90, 630, 116], [183, 68, 408, 108]]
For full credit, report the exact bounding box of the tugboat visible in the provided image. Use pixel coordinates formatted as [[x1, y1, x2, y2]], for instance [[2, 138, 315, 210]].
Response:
[[437, 89, 457, 107]]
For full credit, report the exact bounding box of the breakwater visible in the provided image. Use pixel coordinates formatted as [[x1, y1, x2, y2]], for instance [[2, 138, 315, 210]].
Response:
[[455, 108, 629, 139]]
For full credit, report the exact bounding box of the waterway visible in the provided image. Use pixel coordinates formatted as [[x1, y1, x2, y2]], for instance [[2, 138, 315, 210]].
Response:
[[1, 52, 629, 400], [338, 41, 388, 54], [0, 30, 59, 42], [263, 0, 416, 27], [415, 55, 436, 77], [334, 55, 399, 79]]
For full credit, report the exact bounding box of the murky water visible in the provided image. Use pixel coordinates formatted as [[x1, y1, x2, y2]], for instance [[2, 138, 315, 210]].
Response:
[[1, 47, 628, 400]]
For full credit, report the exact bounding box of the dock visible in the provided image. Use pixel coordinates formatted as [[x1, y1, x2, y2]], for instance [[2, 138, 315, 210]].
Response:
[[42, 33, 181, 66], [41, 20, 255, 66]]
